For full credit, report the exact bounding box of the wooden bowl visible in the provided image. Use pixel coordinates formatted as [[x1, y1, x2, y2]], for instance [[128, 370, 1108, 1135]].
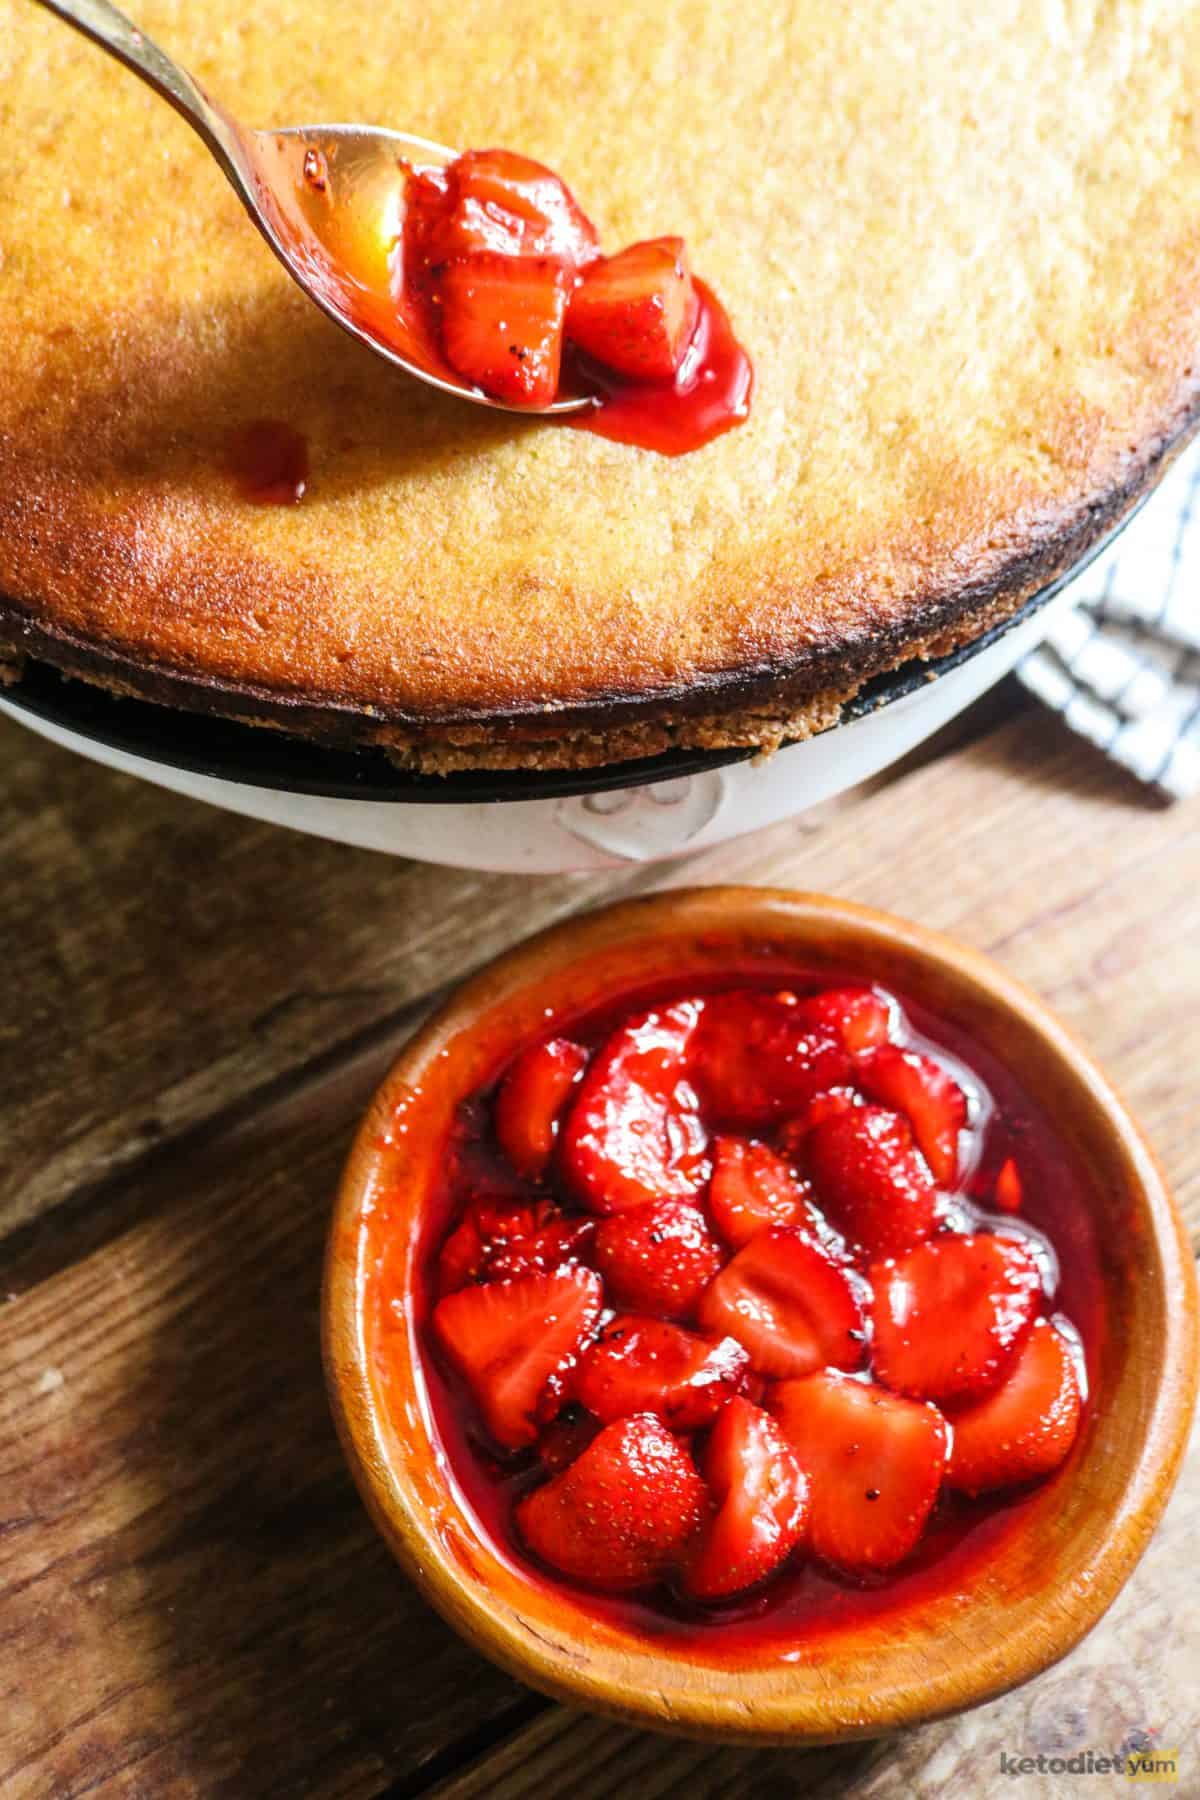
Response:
[[323, 887, 1197, 1743]]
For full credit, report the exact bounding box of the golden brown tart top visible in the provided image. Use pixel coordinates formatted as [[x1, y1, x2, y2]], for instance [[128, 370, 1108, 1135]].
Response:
[[3, 0, 1200, 769]]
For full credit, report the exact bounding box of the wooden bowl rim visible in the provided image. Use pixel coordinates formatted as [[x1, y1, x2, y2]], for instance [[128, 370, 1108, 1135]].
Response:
[[323, 885, 1198, 1743]]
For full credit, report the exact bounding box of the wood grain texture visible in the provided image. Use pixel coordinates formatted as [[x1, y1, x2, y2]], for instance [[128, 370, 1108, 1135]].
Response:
[[1, 695, 1198, 1797], [0, 1050, 526, 1800], [5, 691, 1198, 1264], [0, 714, 650, 1240], [431, 1409, 1199, 1798], [0, 690, 979, 1269]]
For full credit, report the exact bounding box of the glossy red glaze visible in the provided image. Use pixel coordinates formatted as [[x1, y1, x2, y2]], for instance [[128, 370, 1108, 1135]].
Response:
[[567, 281, 753, 455], [226, 419, 309, 505], [266, 134, 751, 453], [396, 970, 1105, 1654], [330, 892, 1197, 1741]]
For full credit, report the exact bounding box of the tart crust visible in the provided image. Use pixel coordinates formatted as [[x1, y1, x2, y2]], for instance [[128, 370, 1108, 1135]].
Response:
[[4, 1, 1200, 772]]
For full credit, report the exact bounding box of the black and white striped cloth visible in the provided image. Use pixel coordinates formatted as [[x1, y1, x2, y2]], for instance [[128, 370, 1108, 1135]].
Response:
[[1017, 438, 1200, 799]]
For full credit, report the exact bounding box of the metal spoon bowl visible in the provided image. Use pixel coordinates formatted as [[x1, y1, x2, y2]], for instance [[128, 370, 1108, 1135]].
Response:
[[32, 0, 592, 415]]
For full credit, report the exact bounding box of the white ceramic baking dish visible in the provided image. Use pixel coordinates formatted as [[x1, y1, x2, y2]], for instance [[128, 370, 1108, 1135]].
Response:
[[1, 571, 1083, 871]]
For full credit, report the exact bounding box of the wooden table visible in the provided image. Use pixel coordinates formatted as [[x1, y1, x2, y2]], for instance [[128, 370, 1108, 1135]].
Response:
[[2, 686, 1198, 1798]]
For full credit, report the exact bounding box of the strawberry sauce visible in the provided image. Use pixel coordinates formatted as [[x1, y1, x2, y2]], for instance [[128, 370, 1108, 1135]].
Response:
[[264, 136, 752, 455], [226, 419, 309, 505], [395, 974, 1104, 1657], [565, 281, 753, 456]]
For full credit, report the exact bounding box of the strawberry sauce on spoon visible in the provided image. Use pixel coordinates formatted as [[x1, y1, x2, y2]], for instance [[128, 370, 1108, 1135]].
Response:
[[565, 279, 752, 457], [306, 145, 753, 454]]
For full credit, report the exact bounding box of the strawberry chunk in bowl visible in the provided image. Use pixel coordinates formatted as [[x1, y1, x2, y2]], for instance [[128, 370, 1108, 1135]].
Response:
[[708, 1135, 830, 1249], [592, 1198, 725, 1318], [492, 1035, 589, 1182], [517, 1413, 707, 1590], [697, 1224, 867, 1378], [771, 1371, 949, 1572], [684, 1398, 810, 1601], [559, 1001, 710, 1213], [326, 888, 1197, 1743], [572, 1315, 750, 1430], [868, 1232, 1044, 1403]]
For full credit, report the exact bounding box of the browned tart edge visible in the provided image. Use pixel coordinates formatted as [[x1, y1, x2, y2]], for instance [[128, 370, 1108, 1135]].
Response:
[[1, 395, 1196, 776]]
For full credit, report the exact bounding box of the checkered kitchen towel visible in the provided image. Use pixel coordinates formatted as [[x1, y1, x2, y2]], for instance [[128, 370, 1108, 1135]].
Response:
[[1016, 436, 1200, 799]]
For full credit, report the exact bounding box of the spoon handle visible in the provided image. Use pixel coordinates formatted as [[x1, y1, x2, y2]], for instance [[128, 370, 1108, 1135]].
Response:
[[30, 0, 247, 174]]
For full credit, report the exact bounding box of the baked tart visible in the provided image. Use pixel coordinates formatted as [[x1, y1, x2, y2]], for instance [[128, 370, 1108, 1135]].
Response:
[[3, 1, 1199, 773]]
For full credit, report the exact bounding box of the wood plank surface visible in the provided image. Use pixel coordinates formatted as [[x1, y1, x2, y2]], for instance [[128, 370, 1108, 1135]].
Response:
[[0, 712, 629, 1240], [0, 1048, 528, 1800], [0, 680, 1021, 1247], [5, 697, 1199, 1273], [1, 696, 1198, 1798], [431, 1400, 1199, 1800]]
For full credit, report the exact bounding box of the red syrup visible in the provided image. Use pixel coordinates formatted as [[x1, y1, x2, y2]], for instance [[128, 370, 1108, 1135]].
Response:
[[386, 974, 1105, 1661], [565, 281, 753, 456], [227, 419, 309, 505], [261, 138, 752, 455]]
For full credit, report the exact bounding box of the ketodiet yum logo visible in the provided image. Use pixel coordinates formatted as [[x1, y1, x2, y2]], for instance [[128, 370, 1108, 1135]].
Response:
[[998, 1730, 1179, 1782]]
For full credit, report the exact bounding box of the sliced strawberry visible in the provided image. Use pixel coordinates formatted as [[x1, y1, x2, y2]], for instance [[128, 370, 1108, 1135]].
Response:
[[572, 1315, 749, 1430], [994, 1156, 1024, 1215], [946, 1316, 1083, 1495], [537, 1404, 601, 1473], [593, 1200, 725, 1319], [436, 1194, 594, 1295], [806, 1105, 941, 1261], [559, 1002, 710, 1215], [708, 1137, 823, 1249], [436, 1204, 493, 1296], [869, 1232, 1043, 1403], [566, 237, 699, 381], [771, 1371, 949, 1571], [432, 1266, 602, 1449], [795, 988, 894, 1056], [858, 1045, 968, 1186], [517, 1413, 706, 1589], [435, 148, 599, 267], [776, 1089, 860, 1159], [690, 991, 853, 1133], [684, 1398, 809, 1600], [397, 161, 452, 292], [493, 1037, 590, 1181], [483, 1213, 595, 1282], [439, 253, 570, 407], [402, 161, 451, 221], [697, 1225, 866, 1379]]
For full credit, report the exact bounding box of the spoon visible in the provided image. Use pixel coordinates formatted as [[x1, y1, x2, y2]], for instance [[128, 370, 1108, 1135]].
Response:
[[32, 0, 592, 415]]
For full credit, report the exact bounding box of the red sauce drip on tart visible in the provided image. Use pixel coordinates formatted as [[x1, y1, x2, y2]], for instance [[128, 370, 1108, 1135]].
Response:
[[227, 419, 309, 506]]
